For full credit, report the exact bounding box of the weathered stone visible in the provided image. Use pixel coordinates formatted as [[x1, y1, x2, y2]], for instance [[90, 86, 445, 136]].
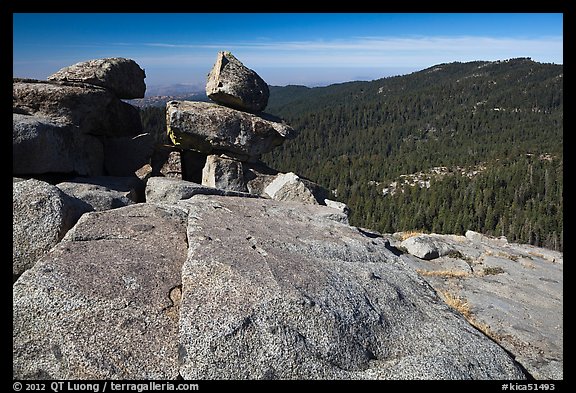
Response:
[[56, 177, 140, 211], [103, 133, 155, 177], [145, 177, 257, 204], [13, 203, 189, 379], [325, 199, 350, 215], [13, 79, 142, 137], [400, 232, 563, 379], [202, 155, 248, 192], [151, 145, 177, 177], [243, 161, 280, 195], [13, 179, 90, 281], [13, 113, 104, 176], [161, 151, 183, 179], [465, 230, 508, 246], [177, 195, 526, 380], [264, 172, 328, 205], [401, 234, 458, 260], [48, 57, 146, 99], [166, 100, 296, 160], [135, 164, 153, 181], [206, 51, 269, 112]]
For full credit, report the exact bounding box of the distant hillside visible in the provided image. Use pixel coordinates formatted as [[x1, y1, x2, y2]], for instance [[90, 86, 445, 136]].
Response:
[[128, 91, 208, 108], [262, 58, 563, 250]]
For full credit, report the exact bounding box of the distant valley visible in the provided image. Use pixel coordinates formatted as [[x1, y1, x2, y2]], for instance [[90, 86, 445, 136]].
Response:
[[138, 58, 563, 251], [261, 58, 563, 251], [127, 91, 207, 108]]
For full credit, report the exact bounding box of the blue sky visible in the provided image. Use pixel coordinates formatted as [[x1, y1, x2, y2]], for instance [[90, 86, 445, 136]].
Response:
[[13, 13, 563, 92]]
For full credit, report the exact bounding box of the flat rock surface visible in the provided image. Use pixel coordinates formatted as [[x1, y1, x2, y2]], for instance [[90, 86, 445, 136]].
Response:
[[56, 180, 138, 211], [13, 203, 189, 379], [177, 195, 526, 379], [396, 232, 563, 379], [145, 177, 258, 204]]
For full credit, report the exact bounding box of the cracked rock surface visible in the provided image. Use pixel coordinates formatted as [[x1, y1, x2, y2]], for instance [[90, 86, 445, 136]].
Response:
[[177, 195, 525, 379], [394, 231, 563, 379], [13, 196, 527, 380], [13, 203, 189, 379]]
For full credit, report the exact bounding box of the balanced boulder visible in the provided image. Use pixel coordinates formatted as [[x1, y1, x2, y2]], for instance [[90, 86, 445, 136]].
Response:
[[166, 100, 296, 160], [206, 51, 269, 112], [48, 57, 146, 99]]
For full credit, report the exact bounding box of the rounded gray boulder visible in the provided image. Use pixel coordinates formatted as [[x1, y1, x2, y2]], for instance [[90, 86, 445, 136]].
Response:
[[13, 179, 90, 281], [48, 57, 146, 99]]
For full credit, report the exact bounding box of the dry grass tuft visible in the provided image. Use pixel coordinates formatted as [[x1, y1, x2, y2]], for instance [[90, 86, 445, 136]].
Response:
[[439, 289, 500, 341], [469, 319, 500, 340], [397, 230, 425, 241], [482, 266, 506, 276], [439, 290, 473, 319], [416, 269, 470, 279], [528, 251, 543, 259]]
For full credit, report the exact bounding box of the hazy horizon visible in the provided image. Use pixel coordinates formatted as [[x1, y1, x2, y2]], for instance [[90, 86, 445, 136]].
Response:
[[13, 13, 563, 90]]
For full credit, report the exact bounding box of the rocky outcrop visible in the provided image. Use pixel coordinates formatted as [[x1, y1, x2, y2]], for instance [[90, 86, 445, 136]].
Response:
[[48, 57, 146, 99], [206, 51, 269, 112], [13, 113, 104, 176], [13, 203, 189, 379], [13, 57, 146, 178], [13, 195, 527, 380], [394, 232, 563, 379], [166, 100, 296, 160], [13, 80, 142, 138], [14, 52, 557, 380], [13, 179, 90, 281]]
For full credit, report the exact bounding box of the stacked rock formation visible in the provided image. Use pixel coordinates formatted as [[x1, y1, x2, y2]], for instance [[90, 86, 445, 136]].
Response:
[[13, 57, 152, 178], [166, 51, 330, 204], [12, 58, 151, 281]]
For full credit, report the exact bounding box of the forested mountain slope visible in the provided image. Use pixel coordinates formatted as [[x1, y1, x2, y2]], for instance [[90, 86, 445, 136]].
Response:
[[261, 58, 563, 250]]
